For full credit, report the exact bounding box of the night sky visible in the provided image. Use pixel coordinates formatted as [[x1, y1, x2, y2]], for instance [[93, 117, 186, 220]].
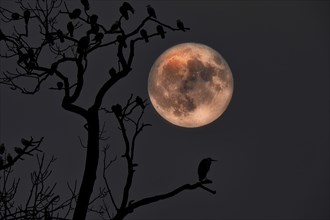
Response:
[[0, 1, 329, 220]]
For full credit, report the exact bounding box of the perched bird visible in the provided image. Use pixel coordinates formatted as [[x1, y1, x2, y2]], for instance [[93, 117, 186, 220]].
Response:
[[81, 0, 90, 10], [110, 21, 119, 33], [93, 32, 104, 42], [111, 104, 122, 117], [67, 22, 74, 37], [123, 2, 135, 14], [21, 138, 32, 147], [0, 29, 6, 41], [116, 35, 127, 48], [90, 14, 98, 25], [147, 5, 156, 19], [108, 67, 116, 77], [176, 19, 185, 32], [0, 157, 3, 167], [7, 153, 13, 164], [119, 5, 129, 20], [77, 36, 90, 54], [57, 82, 63, 90], [0, 143, 5, 154], [198, 157, 217, 181], [50, 63, 57, 75], [45, 32, 55, 45], [156, 25, 165, 39], [11, 12, 20, 20], [120, 2, 134, 20], [69, 8, 81, 19], [140, 29, 148, 42], [135, 96, 145, 109], [14, 147, 24, 155], [56, 29, 65, 43], [23, 10, 30, 25], [88, 24, 99, 35]]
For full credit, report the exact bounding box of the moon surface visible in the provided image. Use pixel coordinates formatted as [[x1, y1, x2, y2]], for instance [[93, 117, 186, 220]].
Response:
[[148, 43, 234, 128]]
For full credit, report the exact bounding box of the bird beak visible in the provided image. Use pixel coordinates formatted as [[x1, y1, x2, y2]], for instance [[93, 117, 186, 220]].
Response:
[[211, 159, 217, 162]]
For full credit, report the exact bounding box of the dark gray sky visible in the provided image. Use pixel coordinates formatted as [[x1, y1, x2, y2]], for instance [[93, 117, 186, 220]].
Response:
[[0, 1, 329, 220]]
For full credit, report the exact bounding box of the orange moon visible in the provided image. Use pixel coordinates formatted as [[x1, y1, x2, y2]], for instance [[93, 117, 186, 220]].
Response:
[[148, 43, 234, 128]]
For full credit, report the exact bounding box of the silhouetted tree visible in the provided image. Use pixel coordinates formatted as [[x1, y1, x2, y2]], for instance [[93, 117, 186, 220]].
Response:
[[0, 1, 212, 220]]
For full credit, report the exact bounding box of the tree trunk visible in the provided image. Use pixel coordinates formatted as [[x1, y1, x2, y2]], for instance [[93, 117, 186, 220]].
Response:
[[72, 109, 99, 220]]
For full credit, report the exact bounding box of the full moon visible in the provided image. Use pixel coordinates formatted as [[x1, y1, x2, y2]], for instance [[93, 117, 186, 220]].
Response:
[[148, 43, 234, 128]]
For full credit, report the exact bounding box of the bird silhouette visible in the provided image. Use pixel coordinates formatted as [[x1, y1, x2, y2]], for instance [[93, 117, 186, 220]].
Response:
[[0, 29, 6, 41], [77, 35, 90, 54], [57, 82, 63, 90], [147, 5, 156, 19], [176, 19, 185, 32], [112, 104, 122, 117], [119, 5, 129, 20], [0, 157, 3, 167], [90, 14, 98, 25], [93, 32, 104, 42], [198, 157, 216, 181], [140, 29, 149, 42], [135, 96, 145, 109], [14, 147, 24, 155], [23, 10, 30, 25], [21, 138, 32, 147], [56, 30, 65, 43], [81, 0, 90, 10], [69, 8, 81, 19], [123, 2, 135, 14], [67, 22, 74, 37], [108, 67, 116, 77], [11, 12, 20, 20], [7, 153, 13, 164], [156, 25, 165, 39], [0, 143, 5, 154], [110, 21, 119, 33]]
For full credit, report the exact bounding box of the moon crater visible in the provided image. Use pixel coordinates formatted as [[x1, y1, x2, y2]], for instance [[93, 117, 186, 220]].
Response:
[[148, 43, 233, 128]]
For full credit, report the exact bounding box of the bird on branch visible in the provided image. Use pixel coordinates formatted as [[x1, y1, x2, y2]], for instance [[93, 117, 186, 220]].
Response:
[[108, 67, 116, 77], [176, 19, 185, 32], [110, 21, 119, 33], [77, 35, 90, 54], [7, 153, 13, 164], [0, 143, 5, 155], [93, 32, 104, 43], [21, 138, 33, 147], [156, 25, 165, 39], [69, 8, 81, 19], [135, 96, 145, 109], [147, 5, 157, 19], [23, 10, 30, 25], [198, 157, 217, 181], [67, 21, 74, 37], [0, 29, 7, 41], [140, 29, 149, 43], [120, 2, 134, 20], [57, 30, 65, 43], [81, 0, 90, 11], [11, 12, 20, 20], [112, 104, 123, 117], [14, 147, 24, 155]]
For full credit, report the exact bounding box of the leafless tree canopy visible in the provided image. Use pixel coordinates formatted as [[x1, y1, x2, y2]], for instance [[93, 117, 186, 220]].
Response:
[[0, 1, 214, 219]]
